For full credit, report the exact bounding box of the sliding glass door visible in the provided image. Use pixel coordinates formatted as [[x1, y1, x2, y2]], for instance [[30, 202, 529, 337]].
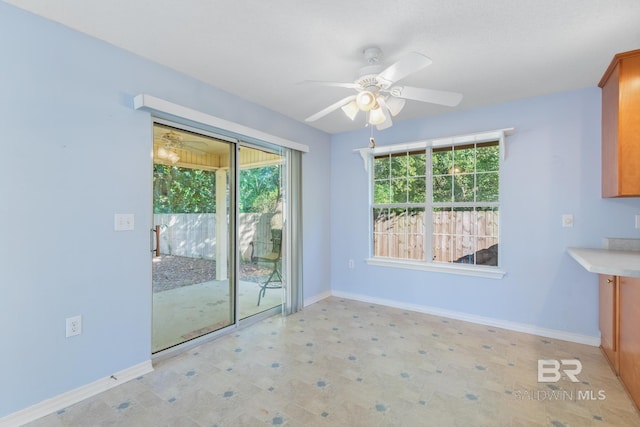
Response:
[[150, 122, 291, 353], [237, 144, 287, 315], [151, 122, 235, 353]]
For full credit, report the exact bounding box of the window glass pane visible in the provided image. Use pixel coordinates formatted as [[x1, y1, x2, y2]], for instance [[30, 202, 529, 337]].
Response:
[[432, 148, 452, 175], [373, 233, 388, 257], [373, 208, 389, 257], [407, 177, 426, 203], [392, 178, 408, 203], [374, 207, 389, 223], [476, 172, 499, 202], [391, 154, 407, 178], [432, 207, 452, 263], [453, 174, 475, 203], [387, 208, 406, 259], [389, 208, 406, 229], [434, 207, 499, 266], [476, 143, 499, 173], [374, 155, 390, 179], [453, 145, 476, 173], [411, 152, 427, 176], [433, 175, 452, 203], [372, 207, 426, 260], [407, 208, 425, 261], [453, 233, 475, 263], [477, 208, 500, 239], [374, 179, 391, 204], [453, 207, 476, 262]]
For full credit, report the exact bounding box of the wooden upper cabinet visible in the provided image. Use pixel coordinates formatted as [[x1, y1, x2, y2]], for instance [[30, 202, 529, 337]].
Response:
[[599, 49, 640, 197]]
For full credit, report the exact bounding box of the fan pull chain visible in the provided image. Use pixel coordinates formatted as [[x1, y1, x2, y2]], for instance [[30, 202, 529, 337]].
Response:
[[369, 124, 376, 148]]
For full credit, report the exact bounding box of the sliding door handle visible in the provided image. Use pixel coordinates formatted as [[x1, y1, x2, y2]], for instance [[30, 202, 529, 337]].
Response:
[[150, 225, 160, 256]]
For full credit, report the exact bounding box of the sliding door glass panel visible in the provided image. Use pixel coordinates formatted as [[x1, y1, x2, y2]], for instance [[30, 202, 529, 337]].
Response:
[[238, 145, 286, 318], [151, 123, 233, 353]]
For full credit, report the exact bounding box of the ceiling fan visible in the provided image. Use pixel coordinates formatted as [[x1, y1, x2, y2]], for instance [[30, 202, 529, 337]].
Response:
[[304, 47, 463, 130], [155, 130, 207, 164]]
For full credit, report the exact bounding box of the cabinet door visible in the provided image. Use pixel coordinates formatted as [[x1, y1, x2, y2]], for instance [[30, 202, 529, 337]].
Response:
[[619, 276, 640, 410], [599, 274, 618, 372], [601, 63, 620, 197], [600, 49, 640, 197]]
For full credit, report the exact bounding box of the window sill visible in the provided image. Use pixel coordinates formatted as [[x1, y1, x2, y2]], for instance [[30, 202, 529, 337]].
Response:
[[365, 258, 506, 279]]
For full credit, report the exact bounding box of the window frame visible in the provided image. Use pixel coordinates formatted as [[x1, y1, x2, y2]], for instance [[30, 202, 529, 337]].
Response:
[[360, 129, 512, 279]]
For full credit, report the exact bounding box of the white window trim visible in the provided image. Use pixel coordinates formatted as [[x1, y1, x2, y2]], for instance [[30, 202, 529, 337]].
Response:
[[366, 257, 506, 279], [355, 128, 513, 171], [359, 128, 513, 280]]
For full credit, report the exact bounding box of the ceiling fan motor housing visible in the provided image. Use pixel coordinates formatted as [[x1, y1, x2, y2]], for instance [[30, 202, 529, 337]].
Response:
[[356, 74, 382, 92]]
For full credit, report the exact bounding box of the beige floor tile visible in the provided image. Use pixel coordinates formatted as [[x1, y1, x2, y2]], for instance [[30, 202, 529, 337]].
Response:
[[25, 297, 640, 427]]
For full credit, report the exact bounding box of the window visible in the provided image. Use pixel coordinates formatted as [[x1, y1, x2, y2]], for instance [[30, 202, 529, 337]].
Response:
[[368, 130, 507, 277]]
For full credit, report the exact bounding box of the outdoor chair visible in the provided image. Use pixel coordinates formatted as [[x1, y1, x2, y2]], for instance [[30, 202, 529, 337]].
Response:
[[252, 229, 282, 306]]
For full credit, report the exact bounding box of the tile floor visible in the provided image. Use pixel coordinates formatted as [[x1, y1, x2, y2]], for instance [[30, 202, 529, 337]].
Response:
[[26, 297, 640, 426]]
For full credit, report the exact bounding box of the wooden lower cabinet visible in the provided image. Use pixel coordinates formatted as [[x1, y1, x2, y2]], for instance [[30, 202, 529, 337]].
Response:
[[599, 274, 619, 372], [619, 276, 640, 409]]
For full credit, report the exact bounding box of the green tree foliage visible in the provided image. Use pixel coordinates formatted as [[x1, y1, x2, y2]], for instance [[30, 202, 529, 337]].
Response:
[[153, 164, 217, 213], [153, 164, 282, 214], [239, 165, 280, 213]]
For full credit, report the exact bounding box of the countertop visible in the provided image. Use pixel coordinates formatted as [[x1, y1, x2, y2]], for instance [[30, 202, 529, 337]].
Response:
[[567, 247, 640, 278]]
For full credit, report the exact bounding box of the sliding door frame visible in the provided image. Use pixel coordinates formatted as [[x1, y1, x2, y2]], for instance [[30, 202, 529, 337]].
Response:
[[149, 116, 300, 360]]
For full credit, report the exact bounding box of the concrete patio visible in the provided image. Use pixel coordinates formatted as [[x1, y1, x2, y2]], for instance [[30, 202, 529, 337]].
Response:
[[152, 279, 282, 352]]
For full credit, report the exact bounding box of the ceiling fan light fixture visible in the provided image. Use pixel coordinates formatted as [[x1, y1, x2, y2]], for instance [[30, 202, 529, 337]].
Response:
[[368, 105, 386, 125], [356, 90, 377, 111], [168, 152, 180, 164], [341, 100, 359, 120], [157, 146, 170, 159], [158, 146, 180, 164]]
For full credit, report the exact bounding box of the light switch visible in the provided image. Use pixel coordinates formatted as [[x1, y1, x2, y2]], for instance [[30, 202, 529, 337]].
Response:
[[114, 213, 135, 231]]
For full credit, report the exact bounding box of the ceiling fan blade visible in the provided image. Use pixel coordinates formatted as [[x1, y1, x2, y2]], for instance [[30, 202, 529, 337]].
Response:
[[305, 95, 357, 122], [390, 86, 463, 107], [298, 80, 360, 89], [377, 52, 432, 85]]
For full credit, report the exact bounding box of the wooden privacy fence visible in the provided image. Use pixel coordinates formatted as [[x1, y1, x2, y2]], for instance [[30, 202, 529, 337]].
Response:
[[374, 210, 499, 261], [153, 213, 275, 259]]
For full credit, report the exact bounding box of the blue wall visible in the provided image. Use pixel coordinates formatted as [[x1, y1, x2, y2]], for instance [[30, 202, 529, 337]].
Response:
[[0, 3, 331, 417], [330, 87, 640, 338]]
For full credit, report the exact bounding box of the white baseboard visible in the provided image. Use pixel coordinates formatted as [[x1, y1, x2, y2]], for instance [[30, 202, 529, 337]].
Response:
[[330, 290, 600, 347], [0, 360, 153, 427], [304, 290, 332, 307]]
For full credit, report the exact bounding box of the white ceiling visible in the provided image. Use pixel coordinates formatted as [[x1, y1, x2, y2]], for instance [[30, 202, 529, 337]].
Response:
[[6, 0, 640, 134]]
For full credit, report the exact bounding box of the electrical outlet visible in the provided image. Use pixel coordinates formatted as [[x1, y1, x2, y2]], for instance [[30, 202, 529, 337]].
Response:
[[66, 315, 82, 337], [562, 214, 574, 228], [348, 259, 354, 269]]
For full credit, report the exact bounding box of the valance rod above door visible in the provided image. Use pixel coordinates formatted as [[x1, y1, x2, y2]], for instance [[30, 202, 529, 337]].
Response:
[[133, 94, 310, 153]]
